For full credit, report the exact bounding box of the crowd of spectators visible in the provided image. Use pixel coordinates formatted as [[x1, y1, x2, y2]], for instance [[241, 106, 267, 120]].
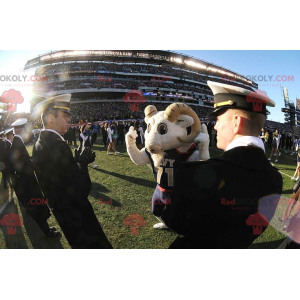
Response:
[[34, 62, 253, 92], [2, 102, 298, 146], [0, 102, 215, 131], [36, 62, 209, 83], [264, 120, 295, 133], [34, 76, 213, 96], [69, 102, 215, 124]]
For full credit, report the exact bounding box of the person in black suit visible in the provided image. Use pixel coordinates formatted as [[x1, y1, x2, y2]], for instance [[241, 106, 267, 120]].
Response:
[[69, 127, 77, 146], [207, 121, 213, 147], [9, 119, 59, 237], [117, 121, 125, 146], [32, 94, 112, 249], [161, 81, 283, 249], [0, 131, 7, 188], [101, 123, 108, 147], [1, 129, 13, 190]]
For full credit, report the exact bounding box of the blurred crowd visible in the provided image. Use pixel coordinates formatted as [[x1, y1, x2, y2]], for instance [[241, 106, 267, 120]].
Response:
[[1, 102, 299, 144], [34, 62, 253, 93], [34, 76, 213, 96]]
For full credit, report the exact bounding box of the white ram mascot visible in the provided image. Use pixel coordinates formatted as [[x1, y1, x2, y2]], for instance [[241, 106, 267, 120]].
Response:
[[125, 103, 210, 229]]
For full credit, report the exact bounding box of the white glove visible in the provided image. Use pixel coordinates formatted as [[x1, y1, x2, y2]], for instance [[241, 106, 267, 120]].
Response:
[[125, 126, 138, 146], [194, 124, 210, 161]]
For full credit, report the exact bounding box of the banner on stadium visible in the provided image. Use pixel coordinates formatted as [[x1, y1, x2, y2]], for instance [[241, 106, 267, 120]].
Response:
[[143, 92, 157, 96]]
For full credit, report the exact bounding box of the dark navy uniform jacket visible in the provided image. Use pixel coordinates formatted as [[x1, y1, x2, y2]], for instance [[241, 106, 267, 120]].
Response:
[[10, 136, 51, 223], [33, 130, 112, 249], [162, 146, 283, 249]]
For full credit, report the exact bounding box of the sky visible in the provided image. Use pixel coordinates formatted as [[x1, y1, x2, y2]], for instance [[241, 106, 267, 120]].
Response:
[[0, 50, 299, 123]]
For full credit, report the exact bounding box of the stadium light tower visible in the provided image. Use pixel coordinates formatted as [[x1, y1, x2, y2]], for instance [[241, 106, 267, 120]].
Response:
[[281, 87, 298, 127]]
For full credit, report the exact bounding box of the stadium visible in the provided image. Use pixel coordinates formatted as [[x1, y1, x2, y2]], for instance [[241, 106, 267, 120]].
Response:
[[23, 50, 259, 123], [0, 50, 297, 249]]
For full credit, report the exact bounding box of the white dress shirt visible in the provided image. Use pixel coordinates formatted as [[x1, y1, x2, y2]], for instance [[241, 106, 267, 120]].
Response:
[[42, 129, 65, 141], [226, 136, 265, 153]]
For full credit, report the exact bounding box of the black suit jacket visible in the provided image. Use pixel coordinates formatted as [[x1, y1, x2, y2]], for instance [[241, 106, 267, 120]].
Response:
[[0, 140, 5, 162], [32, 130, 112, 248], [162, 146, 283, 249], [10, 136, 50, 222], [32, 131, 91, 210]]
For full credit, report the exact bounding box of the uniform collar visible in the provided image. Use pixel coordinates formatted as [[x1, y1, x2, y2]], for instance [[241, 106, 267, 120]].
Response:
[[226, 136, 265, 153], [14, 134, 24, 143], [42, 129, 65, 141]]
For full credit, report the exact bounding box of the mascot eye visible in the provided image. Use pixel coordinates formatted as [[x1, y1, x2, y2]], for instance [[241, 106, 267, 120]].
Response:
[[158, 123, 168, 135], [147, 123, 151, 133]]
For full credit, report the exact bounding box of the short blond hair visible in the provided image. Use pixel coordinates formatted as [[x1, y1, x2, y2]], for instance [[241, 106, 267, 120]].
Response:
[[229, 109, 265, 136]]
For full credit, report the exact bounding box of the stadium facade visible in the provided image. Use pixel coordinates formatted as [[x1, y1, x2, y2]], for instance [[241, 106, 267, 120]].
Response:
[[24, 50, 259, 121]]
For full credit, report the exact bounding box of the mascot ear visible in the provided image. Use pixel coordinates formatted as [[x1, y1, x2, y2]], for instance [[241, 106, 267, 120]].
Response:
[[175, 115, 194, 128], [144, 105, 157, 122]]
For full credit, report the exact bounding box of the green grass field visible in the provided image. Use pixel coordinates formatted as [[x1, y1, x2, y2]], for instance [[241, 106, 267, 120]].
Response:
[[0, 138, 297, 249]]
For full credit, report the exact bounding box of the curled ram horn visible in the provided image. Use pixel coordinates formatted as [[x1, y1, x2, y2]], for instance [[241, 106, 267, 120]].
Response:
[[144, 105, 157, 122], [164, 103, 201, 144]]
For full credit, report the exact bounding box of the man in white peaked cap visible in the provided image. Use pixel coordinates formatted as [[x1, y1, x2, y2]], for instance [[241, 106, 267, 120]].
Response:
[[32, 94, 112, 248], [161, 81, 283, 249], [9, 118, 59, 237]]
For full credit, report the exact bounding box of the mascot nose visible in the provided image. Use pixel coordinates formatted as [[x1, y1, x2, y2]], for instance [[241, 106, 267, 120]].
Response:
[[148, 144, 163, 154]]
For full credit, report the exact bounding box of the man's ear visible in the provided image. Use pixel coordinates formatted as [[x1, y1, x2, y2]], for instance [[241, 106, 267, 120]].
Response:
[[233, 114, 242, 134], [47, 113, 55, 125]]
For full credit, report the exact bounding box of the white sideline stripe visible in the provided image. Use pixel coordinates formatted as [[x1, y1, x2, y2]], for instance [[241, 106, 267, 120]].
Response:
[[0, 197, 14, 216], [280, 154, 296, 161], [279, 171, 292, 179]]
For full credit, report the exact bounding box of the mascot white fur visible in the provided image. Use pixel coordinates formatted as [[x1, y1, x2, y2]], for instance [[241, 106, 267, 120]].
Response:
[[125, 103, 210, 229]]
